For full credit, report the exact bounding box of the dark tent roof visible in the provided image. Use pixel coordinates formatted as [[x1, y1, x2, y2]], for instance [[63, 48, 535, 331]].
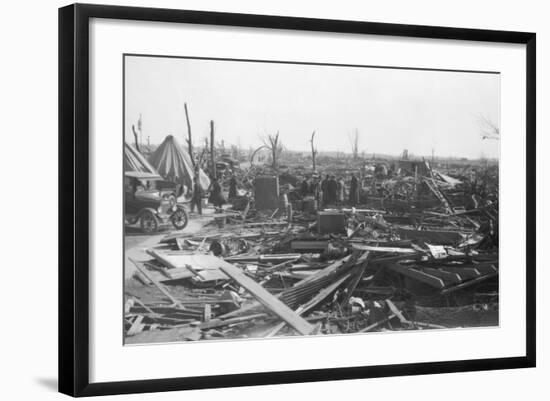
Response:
[[148, 135, 210, 190], [124, 142, 158, 174]]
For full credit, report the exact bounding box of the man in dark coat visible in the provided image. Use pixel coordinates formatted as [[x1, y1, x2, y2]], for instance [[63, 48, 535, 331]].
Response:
[[327, 175, 338, 205], [349, 173, 359, 206], [310, 177, 321, 206], [321, 174, 330, 206], [208, 177, 225, 212], [300, 178, 309, 197], [228, 175, 238, 200], [190, 178, 203, 215]]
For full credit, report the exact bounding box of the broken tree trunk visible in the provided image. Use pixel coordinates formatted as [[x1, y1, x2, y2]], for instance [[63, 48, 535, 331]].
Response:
[[310, 130, 317, 172], [184, 102, 194, 167], [210, 120, 216, 179], [131, 125, 141, 153]]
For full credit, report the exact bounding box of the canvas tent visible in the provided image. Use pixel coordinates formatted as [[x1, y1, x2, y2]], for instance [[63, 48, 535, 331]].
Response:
[[124, 142, 158, 174], [149, 135, 210, 191]]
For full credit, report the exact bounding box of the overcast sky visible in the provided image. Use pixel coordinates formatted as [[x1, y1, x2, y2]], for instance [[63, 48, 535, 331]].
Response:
[[124, 55, 500, 159]]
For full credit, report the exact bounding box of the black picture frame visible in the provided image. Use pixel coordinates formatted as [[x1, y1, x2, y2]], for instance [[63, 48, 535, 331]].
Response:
[[59, 3, 536, 397]]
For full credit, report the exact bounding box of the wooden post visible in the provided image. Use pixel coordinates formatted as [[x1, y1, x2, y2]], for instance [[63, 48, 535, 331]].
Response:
[[184, 102, 195, 167], [210, 120, 217, 179]]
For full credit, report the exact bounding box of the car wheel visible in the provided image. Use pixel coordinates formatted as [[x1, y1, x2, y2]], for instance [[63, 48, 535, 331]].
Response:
[[170, 207, 189, 230], [139, 210, 159, 233]]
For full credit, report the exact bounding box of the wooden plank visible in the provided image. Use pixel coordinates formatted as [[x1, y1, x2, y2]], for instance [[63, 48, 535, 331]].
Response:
[[219, 264, 315, 335], [351, 244, 418, 254], [473, 263, 498, 275], [385, 299, 408, 324], [341, 253, 370, 305], [148, 250, 229, 281], [358, 313, 397, 332], [198, 313, 268, 330], [395, 228, 463, 245], [421, 267, 462, 285], [440, 267, 481, 280], [387, 263, 445, 289], [440, 272, 498, 295]]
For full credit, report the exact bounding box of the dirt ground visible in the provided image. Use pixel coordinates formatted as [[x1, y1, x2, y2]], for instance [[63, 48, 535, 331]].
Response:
[[124, 208, 218, 279]]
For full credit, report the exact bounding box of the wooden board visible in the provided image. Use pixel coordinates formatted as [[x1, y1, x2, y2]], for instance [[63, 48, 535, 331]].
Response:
[[394, 228, 463, 245], [149, 250, 230, 281], [440, 266, 481, 280], [387, 263, 445, 289], [352, 244, 418, 254], [219, 264, 315, 335]]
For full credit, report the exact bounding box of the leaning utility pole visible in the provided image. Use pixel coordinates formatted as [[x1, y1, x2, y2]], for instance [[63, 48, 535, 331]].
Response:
[[210, 120, 217, 179], [184, 102, 195, 167], [310, 130, 318, 172]]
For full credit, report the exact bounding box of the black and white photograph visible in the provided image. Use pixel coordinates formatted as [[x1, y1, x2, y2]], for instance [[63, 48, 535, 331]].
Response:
[[123, 55, 500, 345]]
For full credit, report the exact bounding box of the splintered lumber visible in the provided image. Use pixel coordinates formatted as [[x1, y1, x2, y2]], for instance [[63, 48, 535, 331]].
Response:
[[341, 252, 370, 305], [217, 255, 354, 319], [127, 315, 145, 336], [219, 264, 315, 335], [385, 299, 408, 324], [423, 177, 453, 213], [265, 272, 353, 337], [351, 244, 418, 254], [359, 313, 397, 332], [129, 258, 185, 308]]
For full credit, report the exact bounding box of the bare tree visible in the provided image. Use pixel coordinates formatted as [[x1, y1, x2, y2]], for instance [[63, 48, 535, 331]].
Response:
[[310, 131, 318, 172], [197, 137, 209, 169], [131, 124, 141, 153], [348, 129, 359, 160], [184, 102, 195, 167], [477, 114, 500, 140], [210, 120, 217, 179], [263, 131, 283, 170], [250, 145, 269, 165]]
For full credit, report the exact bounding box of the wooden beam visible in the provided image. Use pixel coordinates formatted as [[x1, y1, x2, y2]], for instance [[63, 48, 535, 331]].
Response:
[[219, 264, 315, 335], [351, 244, 418, 254], [387, 263, 445, 289]]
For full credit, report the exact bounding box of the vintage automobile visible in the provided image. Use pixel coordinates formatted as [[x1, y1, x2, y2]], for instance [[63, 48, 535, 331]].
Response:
[[124, 171, 189, 233]]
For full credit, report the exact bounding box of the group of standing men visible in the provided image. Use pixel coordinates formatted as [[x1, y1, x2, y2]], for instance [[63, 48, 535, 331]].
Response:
[[299, 173, 360, 207], [189, 174, 240, 215]]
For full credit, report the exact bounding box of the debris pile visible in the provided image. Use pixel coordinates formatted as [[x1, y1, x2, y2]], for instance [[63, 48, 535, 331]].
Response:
[[125, 160, 499, 344]]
